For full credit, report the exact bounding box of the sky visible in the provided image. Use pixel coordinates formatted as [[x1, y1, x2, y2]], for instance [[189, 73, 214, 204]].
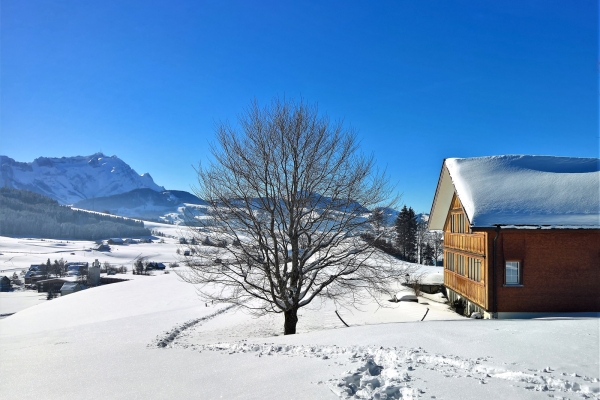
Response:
[[1, 0, 598, 213]]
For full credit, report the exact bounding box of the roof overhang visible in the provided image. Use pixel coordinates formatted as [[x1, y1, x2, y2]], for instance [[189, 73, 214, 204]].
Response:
[[428, 161, 455, 230]]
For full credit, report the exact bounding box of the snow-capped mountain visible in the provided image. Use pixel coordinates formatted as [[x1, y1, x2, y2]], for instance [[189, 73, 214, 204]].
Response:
[[0, 153, 165, 204]]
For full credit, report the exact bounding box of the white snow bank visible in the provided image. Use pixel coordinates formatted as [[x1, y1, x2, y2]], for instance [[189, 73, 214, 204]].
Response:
[[0, 291, 48, 315], [0, 272, 210, 336], [432, 155, 599, 228]]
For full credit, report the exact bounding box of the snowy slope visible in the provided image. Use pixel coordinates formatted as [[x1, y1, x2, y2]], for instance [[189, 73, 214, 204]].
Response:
[[0, 270, 597, 400], [0, 153, 164, 204]]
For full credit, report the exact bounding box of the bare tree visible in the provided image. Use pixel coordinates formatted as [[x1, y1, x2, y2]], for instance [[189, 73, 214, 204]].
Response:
[[178, 98, 408, 335], [133, 256, 147, 275], [368, 207, 389, 241], [428, 230, 444, 266], [416, 218, 429, 264]]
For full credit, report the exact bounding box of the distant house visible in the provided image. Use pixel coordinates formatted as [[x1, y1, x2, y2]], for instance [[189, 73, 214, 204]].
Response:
[[29, 264, 47, 274], [37, 278, 72, 293], [95, 244, 111, 252], [107, 238, 124, 245], [66, 262, 89, 277], [146, 262, 166, 270], [24, 272, 48, 285], [60, 282, 84, 296], [428, 155, 599, 319], [0, 276, 11, 292]]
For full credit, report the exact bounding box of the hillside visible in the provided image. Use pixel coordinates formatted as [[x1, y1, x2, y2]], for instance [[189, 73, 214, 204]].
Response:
[[0, 188, 150, 240], [74, 188, 207, 220]]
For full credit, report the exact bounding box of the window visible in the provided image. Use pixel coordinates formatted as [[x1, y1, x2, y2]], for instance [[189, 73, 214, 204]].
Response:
[[505, 261, 521, 285], [457, 254, 465, 276], [450, 213, 467, 233], [446, 252, 455, 272], [468, 257, 482, 282]]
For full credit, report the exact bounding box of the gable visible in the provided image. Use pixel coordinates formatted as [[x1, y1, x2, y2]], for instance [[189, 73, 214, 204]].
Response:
[[443, 194, 470, 233]]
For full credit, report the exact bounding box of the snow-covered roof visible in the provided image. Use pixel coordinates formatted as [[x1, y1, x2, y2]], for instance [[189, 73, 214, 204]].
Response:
[[60, 282, 81, 291], [429, 155, 599, 229]]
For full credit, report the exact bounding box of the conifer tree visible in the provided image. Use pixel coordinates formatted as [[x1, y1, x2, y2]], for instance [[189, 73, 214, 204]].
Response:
[[394, 206, 418, 262], [422, 243, 435, 265]]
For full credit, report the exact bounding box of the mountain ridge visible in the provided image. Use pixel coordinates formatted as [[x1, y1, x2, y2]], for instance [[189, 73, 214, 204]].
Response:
[[0, 153, 164, 204]]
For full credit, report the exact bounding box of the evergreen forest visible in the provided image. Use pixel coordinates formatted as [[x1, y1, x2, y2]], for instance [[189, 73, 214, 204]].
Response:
[[0, 188, 150, 240]]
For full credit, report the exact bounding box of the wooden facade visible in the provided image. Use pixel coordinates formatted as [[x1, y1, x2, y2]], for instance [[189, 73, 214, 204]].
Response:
[[443, 194, 488, 309], [442, 192, 600, 316]]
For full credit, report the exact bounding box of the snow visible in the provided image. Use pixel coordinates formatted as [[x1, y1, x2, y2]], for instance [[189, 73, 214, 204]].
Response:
[[0, 153, 164, 204], [0, 291, 47, 316], [429, 155, 600, 229], [1, 259, 598, 399], [0, 228, 598, 399]]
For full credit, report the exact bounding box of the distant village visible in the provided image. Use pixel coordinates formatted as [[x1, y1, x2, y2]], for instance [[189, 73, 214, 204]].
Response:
[[0, 237, 174, 301]]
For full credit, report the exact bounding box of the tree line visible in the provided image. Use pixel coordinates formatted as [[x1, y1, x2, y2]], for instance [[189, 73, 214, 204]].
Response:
[[0, 188, 150, 240], [363, 205, 443, 265]]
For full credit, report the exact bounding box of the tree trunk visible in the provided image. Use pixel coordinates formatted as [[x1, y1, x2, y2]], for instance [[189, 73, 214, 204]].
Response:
[[284, 307, 298, 335]]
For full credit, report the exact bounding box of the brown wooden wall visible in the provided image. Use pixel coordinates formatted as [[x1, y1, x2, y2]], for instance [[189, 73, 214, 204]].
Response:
[[443, 193, 489, 309], [478, 228, 600, 313]]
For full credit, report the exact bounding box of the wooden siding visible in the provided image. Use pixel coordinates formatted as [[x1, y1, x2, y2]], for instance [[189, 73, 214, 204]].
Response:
[[444, 232, 485, 255], [444, 269, 487, 308], [443, 193, 490, 311], [451, 195, 462, 210]]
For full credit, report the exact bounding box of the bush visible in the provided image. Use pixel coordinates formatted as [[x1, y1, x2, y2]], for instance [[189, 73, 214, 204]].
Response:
[[452, 299, 466, 315]]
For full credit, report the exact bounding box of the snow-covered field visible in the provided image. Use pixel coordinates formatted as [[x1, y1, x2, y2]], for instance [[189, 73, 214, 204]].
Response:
[[0, 221, 188, 274], [0, 230, 598, 399]]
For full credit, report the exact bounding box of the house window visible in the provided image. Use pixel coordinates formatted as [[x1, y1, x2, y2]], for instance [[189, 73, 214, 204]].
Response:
[[445, 251, 455, 272], [450, 213, 467, 233], [468, 257, 482, 282], [505, 261, 521, 285], [457, 254, 465, 276]]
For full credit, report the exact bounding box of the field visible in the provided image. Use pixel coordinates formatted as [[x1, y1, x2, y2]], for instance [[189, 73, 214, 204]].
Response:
[[0, 222, 598, 399]]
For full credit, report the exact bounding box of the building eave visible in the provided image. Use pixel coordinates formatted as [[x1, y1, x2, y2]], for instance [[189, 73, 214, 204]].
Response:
[[428, 161, 455, 230]]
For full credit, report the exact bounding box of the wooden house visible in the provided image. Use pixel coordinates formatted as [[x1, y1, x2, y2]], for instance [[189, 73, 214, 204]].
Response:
[[428, 155, 599, 318]]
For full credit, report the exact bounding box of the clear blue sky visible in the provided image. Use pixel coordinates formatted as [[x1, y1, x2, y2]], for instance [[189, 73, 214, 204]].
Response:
[[1, 1, 597, 213]]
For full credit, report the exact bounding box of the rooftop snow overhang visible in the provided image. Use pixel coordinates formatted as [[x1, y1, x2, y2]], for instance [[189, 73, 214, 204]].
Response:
[[471, 224, 600, 230], [428, 155, 600, 230]]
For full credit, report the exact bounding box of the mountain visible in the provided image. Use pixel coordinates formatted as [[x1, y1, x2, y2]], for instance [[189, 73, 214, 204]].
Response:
[[74, 188, 207, 220], [0, 153, 164, 205]]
